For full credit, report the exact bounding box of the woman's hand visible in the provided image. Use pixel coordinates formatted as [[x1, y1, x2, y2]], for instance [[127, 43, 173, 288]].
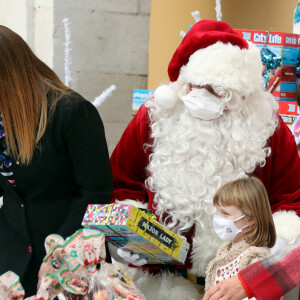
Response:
[[203, 276, 247, 300]]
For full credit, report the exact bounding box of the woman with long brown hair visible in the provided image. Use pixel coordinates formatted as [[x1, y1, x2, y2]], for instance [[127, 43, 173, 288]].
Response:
[[0, 25, 113, 296]]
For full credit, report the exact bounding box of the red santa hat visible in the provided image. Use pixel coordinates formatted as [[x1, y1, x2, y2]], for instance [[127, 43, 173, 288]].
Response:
[[155, 20, 264, 109]]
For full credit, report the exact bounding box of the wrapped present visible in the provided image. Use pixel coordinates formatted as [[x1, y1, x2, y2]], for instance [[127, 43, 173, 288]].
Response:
[[36, 229, 146, 300], [0, 229, 146, 300], [82, 204, 190, 265], [0, 271, 26, 300], [36, 229, 106, 299]]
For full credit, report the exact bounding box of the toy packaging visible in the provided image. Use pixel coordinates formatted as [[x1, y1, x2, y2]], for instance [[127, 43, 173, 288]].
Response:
[[82, 204, 190, 265], [236, 29, 299, 119], [132, 89, 154, 116]]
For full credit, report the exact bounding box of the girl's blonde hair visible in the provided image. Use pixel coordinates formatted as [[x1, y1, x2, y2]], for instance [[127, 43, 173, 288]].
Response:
[[0, 26, 71, 165], [213, 177, 276, 248]]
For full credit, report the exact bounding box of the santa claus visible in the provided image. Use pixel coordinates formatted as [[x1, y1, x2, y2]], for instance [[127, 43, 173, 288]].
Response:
[[110, 20, 300, 299]]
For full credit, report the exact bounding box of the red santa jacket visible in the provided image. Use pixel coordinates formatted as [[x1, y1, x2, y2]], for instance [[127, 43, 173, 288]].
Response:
[[110, 104, 300, 271]]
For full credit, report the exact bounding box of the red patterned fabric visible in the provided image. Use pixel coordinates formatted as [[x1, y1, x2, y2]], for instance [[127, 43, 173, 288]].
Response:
[[238, 236, 300, 299]]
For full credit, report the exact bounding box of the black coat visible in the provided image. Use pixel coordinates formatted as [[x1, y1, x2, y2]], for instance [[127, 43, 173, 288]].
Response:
[[0, 92, 113, 294]]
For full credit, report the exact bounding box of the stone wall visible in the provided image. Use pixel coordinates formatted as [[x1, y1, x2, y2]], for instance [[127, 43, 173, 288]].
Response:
[[0, 0, 151, 153]]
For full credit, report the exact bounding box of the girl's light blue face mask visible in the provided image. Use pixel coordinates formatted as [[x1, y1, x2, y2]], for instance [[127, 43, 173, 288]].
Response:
[[181, 88, 225, 120], [213, 214, 248, 241]]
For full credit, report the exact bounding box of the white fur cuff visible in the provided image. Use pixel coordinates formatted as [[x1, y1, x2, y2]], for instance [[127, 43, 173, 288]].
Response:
[[273, 210, 300, 242], [115, 199, 148, 209]]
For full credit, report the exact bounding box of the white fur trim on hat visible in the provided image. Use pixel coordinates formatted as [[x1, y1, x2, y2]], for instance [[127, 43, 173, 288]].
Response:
[[154, 85, 178, 109], [273, 210, 300, 242], [180, 41, 263, 97]]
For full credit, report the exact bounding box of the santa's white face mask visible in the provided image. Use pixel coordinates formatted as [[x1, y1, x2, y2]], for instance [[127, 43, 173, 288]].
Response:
[[181, 87, 225, 120], [213, 214, 248, 241]]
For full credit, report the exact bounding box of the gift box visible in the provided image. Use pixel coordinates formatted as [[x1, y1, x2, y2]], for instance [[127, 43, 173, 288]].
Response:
[[82, 204, 190, 265], [132, 89, 154, 116], [236, 29, 299, 117]]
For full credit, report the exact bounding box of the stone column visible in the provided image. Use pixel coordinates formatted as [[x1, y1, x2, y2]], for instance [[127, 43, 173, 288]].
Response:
[[52, 0, 151, 153]]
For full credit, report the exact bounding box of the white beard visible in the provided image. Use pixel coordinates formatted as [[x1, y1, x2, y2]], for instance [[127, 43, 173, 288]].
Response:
[[145, 84, 278, 276]]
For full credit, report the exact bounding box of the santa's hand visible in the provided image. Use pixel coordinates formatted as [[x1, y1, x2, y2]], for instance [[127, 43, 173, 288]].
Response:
[[117, 248, 147, 266], [270, 237, 288, 255]]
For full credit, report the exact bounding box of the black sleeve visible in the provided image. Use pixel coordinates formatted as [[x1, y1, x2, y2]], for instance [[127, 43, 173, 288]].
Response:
[[57, 94, 113, 237]]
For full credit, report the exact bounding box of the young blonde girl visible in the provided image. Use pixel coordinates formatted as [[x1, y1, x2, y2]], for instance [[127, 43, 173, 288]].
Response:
[[205, 177, 276, 297]]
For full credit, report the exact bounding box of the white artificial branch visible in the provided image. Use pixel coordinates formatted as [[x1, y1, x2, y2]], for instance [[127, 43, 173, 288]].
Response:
[[63, 18, 72, 87], [92, 85, 116, 108], [191, 10, 201, 22], [179, 30, 186, 38], [179, 10, 201, 38], [215, 0, 222, 21]]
